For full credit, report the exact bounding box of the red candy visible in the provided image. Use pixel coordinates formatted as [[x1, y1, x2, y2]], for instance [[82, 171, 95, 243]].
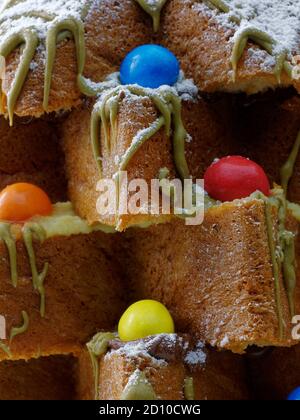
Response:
[[204, 156, 270, 202]]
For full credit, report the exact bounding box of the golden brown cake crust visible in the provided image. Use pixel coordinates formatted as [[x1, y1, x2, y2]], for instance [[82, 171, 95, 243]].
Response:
[[62, 96, 178, 229], [2, 0, 300, 118], [62, 93, 235, 230], [1, 0, 153, 118], [162, 0, 299, 94], [77, 334, 249, 400], [63, 91, 300, 230], [0, 231, 126, 361]]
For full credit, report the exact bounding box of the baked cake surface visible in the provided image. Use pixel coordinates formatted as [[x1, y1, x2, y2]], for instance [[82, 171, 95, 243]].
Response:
[[77, 332, 249, 400], [1, 0, 300, 120]]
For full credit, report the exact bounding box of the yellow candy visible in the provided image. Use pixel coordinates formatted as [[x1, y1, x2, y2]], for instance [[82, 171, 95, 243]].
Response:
[[118, 300, 175, 341]]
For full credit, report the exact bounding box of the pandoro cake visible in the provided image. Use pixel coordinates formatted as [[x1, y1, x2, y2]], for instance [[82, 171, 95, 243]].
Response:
[[77, 332, 249, 400]]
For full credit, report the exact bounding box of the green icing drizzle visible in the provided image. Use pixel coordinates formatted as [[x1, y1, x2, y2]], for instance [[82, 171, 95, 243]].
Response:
[[275, 130, 300, 318], [264, 198, 284, 339], [43, 17, 86, 111], [86, 332, 116, 400], [22, 223, 48, 317], [231, 27, 289, 83], [207, 0, 293, 82], [120, 369, 157, 400], [134, 0, 167, 32], [0, 341, 12, 357], [158, 167, 170, 180], [207, 0, 230, 14], [280, 130, 300, 195], [0, 310, 29, 357], [0, 0, 94, 124], [91, 83, 189, 180], [184, 377, 194, 400], [0, 222, 18, 287], [281, 230, 296, 317], [288, 201, 300, 222], [264, 185, 298, 336], [0, 220, 49, 318], [0, 30, 39, 124], [9, 310, 29, 343]]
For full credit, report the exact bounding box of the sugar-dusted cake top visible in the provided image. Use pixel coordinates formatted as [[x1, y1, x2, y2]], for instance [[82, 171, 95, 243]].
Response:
[[106, 333, 207, 369], [193, 0, 300, 53], [0, 0, 89, 40]]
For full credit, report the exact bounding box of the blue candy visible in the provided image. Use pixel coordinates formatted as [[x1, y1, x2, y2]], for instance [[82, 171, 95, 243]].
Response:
[[287, 387, 300, 400], [120, 44, 180, 89]]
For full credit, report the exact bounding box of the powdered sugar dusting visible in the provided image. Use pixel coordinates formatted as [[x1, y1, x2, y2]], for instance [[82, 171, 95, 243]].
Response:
[[107, 335, 169, 367], [140, 0, 165, 10], [0, 0, 91, 41], [184, 340, 207, 366], [95, 70, 198, 102], [125, 368, 148, 387], [106, 334, 208, 370], [174, 70, 199, 101], [211, 0, 300, 53]]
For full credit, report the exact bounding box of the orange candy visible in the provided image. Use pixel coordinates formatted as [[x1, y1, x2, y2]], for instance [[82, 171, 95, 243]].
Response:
[[0, 183, 53, 223]]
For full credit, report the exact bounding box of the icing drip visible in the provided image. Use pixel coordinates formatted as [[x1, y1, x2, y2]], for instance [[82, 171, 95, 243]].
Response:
[[184, 377, 194, 400], [231, 27, 290, 83], [134, 0, 167, 32], [0, 310, 29, 356], [265, 184, 297, 337], [120, 369, 157, 400], [276, 130, 300, 318], [281, 230, 296, 317], [280, 130, 300, 195], [206, 0, 230, 14], [264, 197, 284, 339], [22, 223, 48, 317], [0, 220, 48, 317], [0, 0, 94, 123], [0, 222, 18, 287], [43, 17, 86, 111], [0, 30, 38, 123], [265, 186, 298, 332], [275, 191, 296, 317], [0, 342, 11, 357], [254, 183, 298, 337], [86, 332, 116, 400], [9, 310, 29, 342], [206, 0, 294, 82], [91, 77, 189, 180]]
